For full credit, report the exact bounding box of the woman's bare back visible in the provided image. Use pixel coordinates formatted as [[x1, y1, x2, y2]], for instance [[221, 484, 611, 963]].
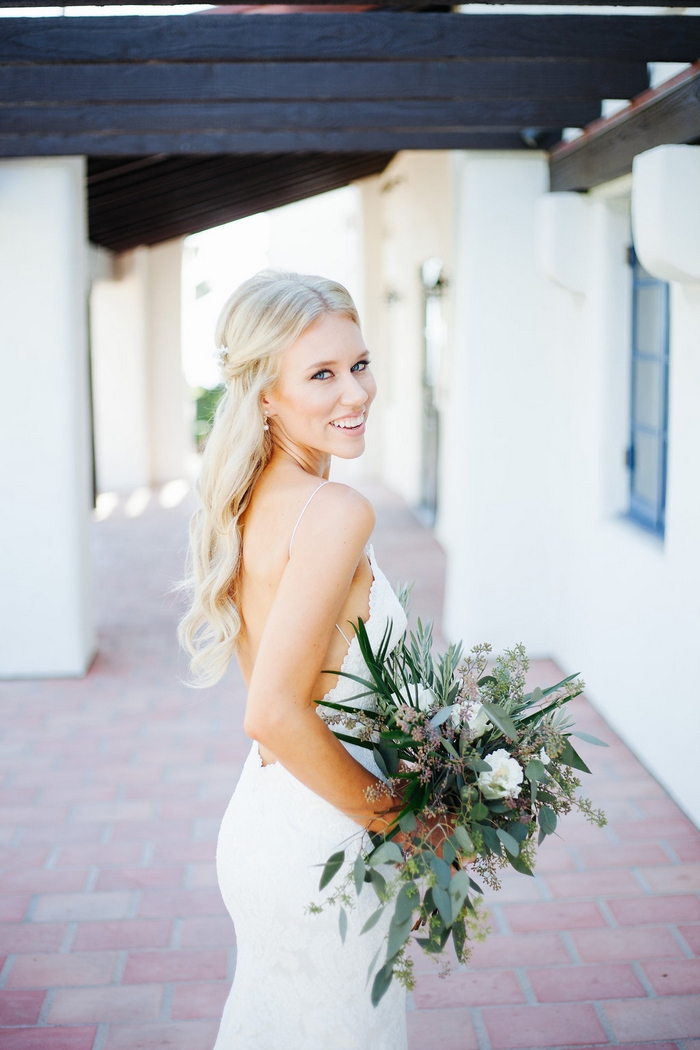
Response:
[[235, 463, 375, 761]]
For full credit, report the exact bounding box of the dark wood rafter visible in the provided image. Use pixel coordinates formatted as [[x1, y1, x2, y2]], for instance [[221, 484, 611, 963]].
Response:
[[87, 152, 396, 251], [1, 131, 531, 156], [0, 59, 649, 103], [2, 99, 605, 133], [550, 62, 700, 191], [0, 14, 699, 63]]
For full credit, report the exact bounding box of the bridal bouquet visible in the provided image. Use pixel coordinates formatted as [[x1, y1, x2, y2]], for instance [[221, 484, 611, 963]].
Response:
[[312, 605, 607, 1006]]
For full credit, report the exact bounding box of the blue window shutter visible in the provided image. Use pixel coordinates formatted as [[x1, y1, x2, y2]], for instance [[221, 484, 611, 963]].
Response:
[[627, 246, 670, 536]]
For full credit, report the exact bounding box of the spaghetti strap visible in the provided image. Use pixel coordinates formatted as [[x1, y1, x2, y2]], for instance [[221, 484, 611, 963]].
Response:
[[335, 623, 352, 646], [288, 479, 330, 558]]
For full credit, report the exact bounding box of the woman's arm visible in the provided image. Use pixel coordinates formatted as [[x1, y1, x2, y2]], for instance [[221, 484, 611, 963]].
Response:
[[243, 483, 400, 833]]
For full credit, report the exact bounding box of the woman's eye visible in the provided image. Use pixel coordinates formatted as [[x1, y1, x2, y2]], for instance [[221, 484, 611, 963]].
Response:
[[351, 360, 370, 372], [311, 369, 333, 380]]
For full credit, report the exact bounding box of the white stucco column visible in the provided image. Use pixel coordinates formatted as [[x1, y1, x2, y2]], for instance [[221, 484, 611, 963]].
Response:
[[90, 238, 191, 492], [439, 151, 552, 651], [147, 238, 191, 487], [90, 248, 151, 491], [0, 156, 96, 677]]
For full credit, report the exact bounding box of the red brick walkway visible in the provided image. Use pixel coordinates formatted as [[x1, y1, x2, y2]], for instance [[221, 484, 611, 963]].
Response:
[[0, 484, 698, 1050]]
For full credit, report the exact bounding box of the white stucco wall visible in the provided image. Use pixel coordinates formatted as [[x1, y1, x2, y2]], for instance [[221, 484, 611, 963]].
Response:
[[0, 157, 95, 677], [437, 150, 700, 825], [439, 152, 559, 649], [358, 153, 454, 503]]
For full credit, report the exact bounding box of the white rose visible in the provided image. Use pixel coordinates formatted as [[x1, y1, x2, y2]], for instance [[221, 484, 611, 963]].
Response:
[[477, 749, 524, 800], [450, 701, 491, 739], [415, 687, 435, 712]]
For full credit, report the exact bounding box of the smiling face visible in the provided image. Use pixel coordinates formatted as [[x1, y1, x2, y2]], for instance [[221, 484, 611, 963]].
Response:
[[263, 312, 376, 466]]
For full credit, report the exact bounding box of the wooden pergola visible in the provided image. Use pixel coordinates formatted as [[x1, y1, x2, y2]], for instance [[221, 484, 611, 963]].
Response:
[[1, 4, 699, 249]]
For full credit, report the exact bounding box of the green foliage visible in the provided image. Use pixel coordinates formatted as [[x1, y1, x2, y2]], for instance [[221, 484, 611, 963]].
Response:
[[310, 617, 607, 1007], [191, 384, 224, 449]]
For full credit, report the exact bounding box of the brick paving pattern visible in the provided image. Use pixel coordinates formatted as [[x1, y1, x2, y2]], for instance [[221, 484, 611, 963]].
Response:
[[0, 483, 698, 1050]]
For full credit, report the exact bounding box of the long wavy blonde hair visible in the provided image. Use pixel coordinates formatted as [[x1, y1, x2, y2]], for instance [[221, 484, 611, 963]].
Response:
[[178, 270, 360, 687]]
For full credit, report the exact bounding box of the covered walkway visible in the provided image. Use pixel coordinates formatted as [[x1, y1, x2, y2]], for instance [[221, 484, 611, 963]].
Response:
[[0, 485, 697, 1049]]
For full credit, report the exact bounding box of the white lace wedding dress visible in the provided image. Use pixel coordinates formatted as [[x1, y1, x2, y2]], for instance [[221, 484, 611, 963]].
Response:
[[214, 543, 409, 1050]]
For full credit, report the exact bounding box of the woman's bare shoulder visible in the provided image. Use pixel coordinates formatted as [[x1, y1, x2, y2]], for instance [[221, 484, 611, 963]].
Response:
[[290, 480, 375, 557]]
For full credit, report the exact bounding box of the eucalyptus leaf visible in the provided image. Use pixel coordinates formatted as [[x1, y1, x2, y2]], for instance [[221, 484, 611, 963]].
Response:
[[471, 801, 488, 822], [538, 806, 557, 835], [432, 885, 453, 928], [354, 853, 365, 897], [339, 906, 348, 944], [430, 705, 457, 728], [507, 851, 534, 876], [453, 825, 474, 853], [505, 821, 528, 843], [496, 828, 520, 856], [394, 881, 419, 925], [386, 915, 413, 960], [415, 935, 444, 954], [525, 758, 547, 783], [372, 746, 389, 778], [452, 919, 467, 959], [442, 839, 457, 866], [480, 701, 519, 741], [480, 825, 502, 857], [572, 730, 608, 747], [430, 855, 452, 890], [360, 906, 385, 935], [371, 962, 394, 1007], [319, 850, 345, 891], [365, 946, 382, 988], [448, 869, 471, 923], [464, 757, 492, 773], [398, 811, 417, 834], [440, 737, 461, 760], [369, 841, 403, 867], [369, 868, 386, 900]]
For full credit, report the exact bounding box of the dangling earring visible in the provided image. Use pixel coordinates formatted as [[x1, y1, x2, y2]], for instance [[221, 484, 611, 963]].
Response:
[[263, 412, 270, 432]]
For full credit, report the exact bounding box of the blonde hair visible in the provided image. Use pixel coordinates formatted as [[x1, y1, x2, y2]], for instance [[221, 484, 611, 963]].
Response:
[[178, 270, 360, 687]]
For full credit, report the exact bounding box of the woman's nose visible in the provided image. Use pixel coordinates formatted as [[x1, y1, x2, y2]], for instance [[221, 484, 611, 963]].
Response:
[[339, 372, 369, 406]]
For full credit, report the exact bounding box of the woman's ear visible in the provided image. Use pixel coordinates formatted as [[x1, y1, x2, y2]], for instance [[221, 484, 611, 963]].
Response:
[[261, 393, 277, 419]]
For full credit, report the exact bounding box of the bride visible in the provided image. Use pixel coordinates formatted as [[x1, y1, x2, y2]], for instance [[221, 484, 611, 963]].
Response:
[[179, 271, 409, 1049]]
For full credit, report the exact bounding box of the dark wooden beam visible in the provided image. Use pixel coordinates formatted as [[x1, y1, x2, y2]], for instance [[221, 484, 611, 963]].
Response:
[[0, 130, 531, 155], [86, 152, 396, 252], [0, 59, 648, 103], [0, 14, 698, 64], [0, 99, 601, 133], [550, 63, 700, 191]]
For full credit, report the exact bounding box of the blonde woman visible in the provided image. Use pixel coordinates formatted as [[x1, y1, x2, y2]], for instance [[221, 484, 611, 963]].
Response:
[[180, 271, 408, 1049]]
